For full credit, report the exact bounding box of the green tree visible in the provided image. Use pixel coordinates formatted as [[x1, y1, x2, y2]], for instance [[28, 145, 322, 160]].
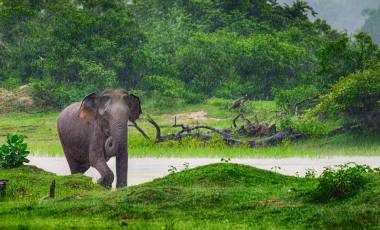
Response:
[[317, 32, 379, 89], [175, 32, 240, 97]]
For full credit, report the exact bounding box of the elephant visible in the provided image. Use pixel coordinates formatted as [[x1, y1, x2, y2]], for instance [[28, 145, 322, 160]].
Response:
[[57, 89, 141, 188]]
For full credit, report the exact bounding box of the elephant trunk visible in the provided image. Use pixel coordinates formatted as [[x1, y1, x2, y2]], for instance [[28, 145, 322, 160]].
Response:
[[104, 119, 127, 156]]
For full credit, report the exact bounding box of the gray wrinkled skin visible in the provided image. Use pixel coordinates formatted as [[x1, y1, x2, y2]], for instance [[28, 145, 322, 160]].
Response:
[[57, 89, 141, 188]]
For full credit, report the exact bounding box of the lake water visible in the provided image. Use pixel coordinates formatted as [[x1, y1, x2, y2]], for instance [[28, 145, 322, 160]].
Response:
[[27, 155, 380, 186]]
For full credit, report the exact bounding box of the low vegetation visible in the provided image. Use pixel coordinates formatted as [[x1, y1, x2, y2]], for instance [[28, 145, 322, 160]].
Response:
[[1, 163, 380, 229], [313, 163, 378, 201]]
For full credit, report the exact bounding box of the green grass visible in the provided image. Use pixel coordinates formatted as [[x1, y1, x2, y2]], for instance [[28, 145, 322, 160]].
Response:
[[1, 164, 380, 229], [1, 99, 380, 157]]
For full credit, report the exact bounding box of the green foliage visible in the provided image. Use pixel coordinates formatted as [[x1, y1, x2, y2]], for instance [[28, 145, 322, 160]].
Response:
[[0, 0, 145, 108], [0, 134, 30, 168], [316, 32, 380, 89], [175, 32, 240, 97], [313, 63, 380, 127], [293, 118, 329, 136], [276, 112, 334, 137], [141, 75, 188, 108], [0, 0, 378, 110], [305, 168, 317, 179], [176, 32, 312, 99], [273, 85, 319, 114], [313, 163, 373, 201], [236, 33, 312, 98]]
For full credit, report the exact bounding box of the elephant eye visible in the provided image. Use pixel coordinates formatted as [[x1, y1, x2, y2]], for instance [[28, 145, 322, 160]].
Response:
[[100, 96, 111, 105]]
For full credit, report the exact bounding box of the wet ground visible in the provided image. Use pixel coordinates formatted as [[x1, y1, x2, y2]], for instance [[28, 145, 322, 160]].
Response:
[[28, 155, 380, 186]]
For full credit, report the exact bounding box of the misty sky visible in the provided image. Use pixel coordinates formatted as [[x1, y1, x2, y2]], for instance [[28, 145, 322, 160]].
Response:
[[278, 0, 380, 34]]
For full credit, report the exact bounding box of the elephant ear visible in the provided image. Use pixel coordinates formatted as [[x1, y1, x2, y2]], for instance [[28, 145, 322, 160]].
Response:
[[79, 93, 98, 123], [127, 94, 142, 122]]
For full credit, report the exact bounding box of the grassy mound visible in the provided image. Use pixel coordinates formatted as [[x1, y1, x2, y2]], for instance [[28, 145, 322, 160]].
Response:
[[1, 164, 380, 229]]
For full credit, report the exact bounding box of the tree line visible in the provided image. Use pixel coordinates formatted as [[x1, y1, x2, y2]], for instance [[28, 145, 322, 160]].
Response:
[[0, 0, 379, 128]]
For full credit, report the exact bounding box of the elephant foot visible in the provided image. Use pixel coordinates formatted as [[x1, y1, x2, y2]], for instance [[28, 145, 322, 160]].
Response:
[[98, 173, 114, 188]]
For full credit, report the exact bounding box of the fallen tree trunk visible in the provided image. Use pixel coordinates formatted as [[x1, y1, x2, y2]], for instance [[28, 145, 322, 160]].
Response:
[[328, 123, 361, 136], [147, 116, 242, 144], [248, 130, 303, 147], [145, 116, 302, 147]]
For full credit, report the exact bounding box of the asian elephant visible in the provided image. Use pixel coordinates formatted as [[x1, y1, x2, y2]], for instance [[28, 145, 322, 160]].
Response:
[[57, 89, 141, 188]]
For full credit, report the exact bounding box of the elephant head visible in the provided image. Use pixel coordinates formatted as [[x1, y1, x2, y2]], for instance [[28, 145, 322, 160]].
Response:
[[78, 89, 141, 157]]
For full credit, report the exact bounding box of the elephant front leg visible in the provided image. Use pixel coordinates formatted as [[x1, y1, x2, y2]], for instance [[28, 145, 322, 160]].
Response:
[[116, 152, 128, 188], [92, 159, 114, 188]]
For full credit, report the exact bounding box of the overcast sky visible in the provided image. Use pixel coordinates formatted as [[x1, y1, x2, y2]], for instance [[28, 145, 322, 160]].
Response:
[[278, 0, 380, 34]]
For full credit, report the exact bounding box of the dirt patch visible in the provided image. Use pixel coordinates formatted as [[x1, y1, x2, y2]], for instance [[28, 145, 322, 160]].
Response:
[[256, 199, 285, 206], [0, 85, 34, 113], [172, 110, 220, 121]]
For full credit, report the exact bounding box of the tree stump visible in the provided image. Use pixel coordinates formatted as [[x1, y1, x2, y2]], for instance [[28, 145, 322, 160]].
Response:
[[50, 180, 55, 199]]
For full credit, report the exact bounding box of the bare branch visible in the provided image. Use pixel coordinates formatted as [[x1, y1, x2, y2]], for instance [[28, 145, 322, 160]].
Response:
[[131, 121, 150, 140]]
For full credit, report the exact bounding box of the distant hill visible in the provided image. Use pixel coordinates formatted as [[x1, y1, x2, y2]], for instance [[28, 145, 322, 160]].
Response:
[[278, 0, 379, 34]]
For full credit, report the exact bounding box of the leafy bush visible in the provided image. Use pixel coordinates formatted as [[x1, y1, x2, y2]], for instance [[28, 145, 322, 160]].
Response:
[[312, 63, 380, 128], [31, 80, 83, 109], [273, 85, 319, 114], [275, 114, 329, 135], [291, 115, 334, 137], [313, 163, 373, 201], [141, 75, 188, 108], [0, 134, 30, 168]]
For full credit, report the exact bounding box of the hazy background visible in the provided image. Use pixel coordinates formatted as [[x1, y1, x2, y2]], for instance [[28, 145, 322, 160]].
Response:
[[278, 0, 380, 34]]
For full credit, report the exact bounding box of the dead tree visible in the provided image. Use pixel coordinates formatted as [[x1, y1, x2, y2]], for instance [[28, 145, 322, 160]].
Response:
[[248, 130, 303, 147], [146, 116, 241, 144], [144, 116, 302, 147], [232, 114, 276, 137]]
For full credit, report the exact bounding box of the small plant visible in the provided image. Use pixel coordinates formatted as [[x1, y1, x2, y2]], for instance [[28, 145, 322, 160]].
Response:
[[305, 168, 317, 178], [271, 165, 282, 173], [183, 162, 190, 170], [313, 163, 373, 201], [220, 158, 231, 163], [168, 165, 178, 175], [0, 134, 30, 168]]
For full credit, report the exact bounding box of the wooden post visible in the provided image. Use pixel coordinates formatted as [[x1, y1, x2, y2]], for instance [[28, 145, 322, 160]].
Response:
[[49, 180, 55, 199], [0, 179, 8, 197]]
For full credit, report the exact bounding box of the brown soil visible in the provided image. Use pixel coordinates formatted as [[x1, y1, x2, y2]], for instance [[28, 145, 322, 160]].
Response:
[[0, 85, 33, 113], [172, 110, 221, 122]]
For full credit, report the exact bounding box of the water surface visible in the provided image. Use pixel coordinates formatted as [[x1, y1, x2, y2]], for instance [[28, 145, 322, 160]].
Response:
[[28, 156, 380, 186]]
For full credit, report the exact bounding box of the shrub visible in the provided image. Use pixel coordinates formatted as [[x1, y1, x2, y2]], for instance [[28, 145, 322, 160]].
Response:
[[31, 80, 82, 109], [292, 115, 334, 137], [273, 85, 319, 115], [0, 134, 30, 168], [313, 163, 373, 201], [312, 63, 380, 128]]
